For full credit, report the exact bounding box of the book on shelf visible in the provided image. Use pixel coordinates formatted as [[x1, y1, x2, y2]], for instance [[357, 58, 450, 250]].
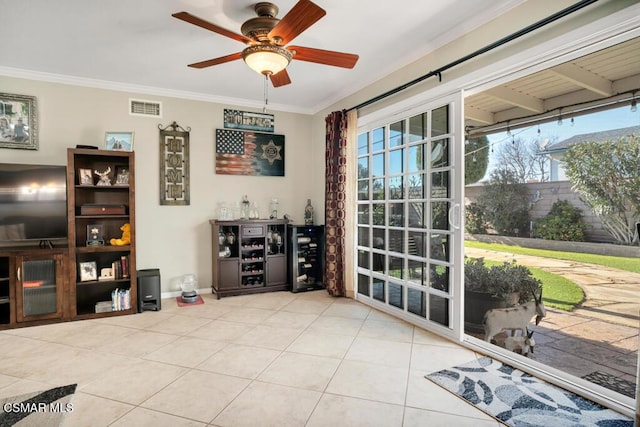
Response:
[[110, 255, 130, 280], [111, 288, 131, 311], [120, 255, 129, 278]]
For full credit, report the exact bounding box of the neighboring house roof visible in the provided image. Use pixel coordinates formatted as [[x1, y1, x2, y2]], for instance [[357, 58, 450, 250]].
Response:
[[540, 125, 640, 155]]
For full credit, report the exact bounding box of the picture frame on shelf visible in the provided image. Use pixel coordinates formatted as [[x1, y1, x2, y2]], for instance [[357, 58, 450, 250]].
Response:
[[78, 168, 93, 186], [86, 224, 104, 246], [0, 92, 38, 150], [105, 132, 134, 151], [79, 261, 98, 282], [114, 166, 130, 186]]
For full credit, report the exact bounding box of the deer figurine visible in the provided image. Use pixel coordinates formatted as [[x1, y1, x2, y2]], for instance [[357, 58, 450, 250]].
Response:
[[504, 329, 536, 357], [483, 290, 546, 343]]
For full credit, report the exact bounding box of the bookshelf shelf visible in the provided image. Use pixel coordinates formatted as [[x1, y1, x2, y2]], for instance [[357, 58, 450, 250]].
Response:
[[67, 148, 137, 318]]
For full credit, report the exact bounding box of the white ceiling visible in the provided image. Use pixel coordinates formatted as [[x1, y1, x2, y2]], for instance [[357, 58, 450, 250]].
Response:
[[0, 0, 523, 114]]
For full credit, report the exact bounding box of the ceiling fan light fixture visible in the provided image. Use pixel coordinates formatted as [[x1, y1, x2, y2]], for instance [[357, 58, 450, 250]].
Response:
[[242, 45, 292, 76]]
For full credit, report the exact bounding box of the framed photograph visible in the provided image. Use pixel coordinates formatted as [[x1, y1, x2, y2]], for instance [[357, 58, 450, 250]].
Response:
[[78, 168, 93, 186], [86, 224, 104, 246], [114, 166, 130, 186], [105, 132, 134, 151], [79, 261, 98, 282], [0, 92, 38, 150]]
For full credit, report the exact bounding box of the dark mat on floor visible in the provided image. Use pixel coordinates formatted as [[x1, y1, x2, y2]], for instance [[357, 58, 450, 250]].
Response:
[[582, 371, 637, 399]]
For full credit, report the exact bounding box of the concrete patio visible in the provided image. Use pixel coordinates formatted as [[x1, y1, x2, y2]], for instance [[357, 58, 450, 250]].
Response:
[[465, 247, 639, 398]]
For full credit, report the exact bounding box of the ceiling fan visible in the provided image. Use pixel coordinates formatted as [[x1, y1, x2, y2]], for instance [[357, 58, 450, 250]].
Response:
[[172, 0, 359, 87]]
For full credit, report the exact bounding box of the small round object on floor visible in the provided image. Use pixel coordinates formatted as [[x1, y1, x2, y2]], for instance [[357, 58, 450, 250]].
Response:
[[181, 294, 199, 303]]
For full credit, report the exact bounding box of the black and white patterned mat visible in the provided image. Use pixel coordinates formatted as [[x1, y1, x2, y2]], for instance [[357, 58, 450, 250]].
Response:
[[0, 384, 76, 427], [426, 357, 633, 426]]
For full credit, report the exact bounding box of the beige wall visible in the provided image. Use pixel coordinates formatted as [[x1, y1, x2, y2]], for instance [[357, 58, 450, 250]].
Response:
[[0, 76, 314, 293]]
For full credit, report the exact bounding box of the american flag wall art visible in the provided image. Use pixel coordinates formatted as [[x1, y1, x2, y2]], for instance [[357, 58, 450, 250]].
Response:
[[215, 129, 285, 176]]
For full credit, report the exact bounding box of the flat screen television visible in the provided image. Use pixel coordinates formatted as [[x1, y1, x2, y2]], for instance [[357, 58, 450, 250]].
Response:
[[0, 163, 67, 244]]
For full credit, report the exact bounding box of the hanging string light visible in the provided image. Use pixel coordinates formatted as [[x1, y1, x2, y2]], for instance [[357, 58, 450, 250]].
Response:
[[632, 91, 638, 112], [557, 108, 563, 126]]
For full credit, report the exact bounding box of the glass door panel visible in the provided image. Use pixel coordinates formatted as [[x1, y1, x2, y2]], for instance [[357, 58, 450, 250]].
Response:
[[17, 255, 63, 321], [355, 92, 464, 340]]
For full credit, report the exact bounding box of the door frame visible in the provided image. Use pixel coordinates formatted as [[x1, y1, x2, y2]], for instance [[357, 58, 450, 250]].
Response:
[[353, 4, 640, 417]]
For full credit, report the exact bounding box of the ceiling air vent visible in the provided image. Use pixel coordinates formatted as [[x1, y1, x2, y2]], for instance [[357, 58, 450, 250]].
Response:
[[129, 99, 162, 118]]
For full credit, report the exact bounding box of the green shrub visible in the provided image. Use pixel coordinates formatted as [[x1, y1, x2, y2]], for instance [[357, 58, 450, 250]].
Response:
[[464, 257, 542, 304], [478, 168, 531, 237], [465, 203, 487, 234], [533, 200, 586, 241]]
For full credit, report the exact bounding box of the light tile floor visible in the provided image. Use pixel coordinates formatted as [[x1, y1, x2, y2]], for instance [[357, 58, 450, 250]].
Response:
[[0, 290, 500, 426]]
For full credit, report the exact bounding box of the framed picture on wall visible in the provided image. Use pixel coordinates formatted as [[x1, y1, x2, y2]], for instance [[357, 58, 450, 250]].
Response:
[[0, 92, 38, 150], [105, 132, 134, 151]]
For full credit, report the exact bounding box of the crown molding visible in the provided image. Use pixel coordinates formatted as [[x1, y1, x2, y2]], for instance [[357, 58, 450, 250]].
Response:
[[0, 66, 315, 115]]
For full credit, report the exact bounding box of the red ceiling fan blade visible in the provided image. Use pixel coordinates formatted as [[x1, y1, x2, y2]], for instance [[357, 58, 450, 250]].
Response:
[[288, 46, 359, 68], [270, 69, 292, 87], [268, 0, 326, 45], [172, 12, 253, 45], [188, 52, 243, 69]]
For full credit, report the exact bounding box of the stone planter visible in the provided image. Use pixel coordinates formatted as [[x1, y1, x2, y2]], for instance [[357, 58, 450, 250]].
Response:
[[464, 290, 519, 333]]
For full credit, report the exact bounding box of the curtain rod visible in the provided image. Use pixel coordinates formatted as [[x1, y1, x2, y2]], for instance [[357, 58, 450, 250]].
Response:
[[348, 0, 599, 112]]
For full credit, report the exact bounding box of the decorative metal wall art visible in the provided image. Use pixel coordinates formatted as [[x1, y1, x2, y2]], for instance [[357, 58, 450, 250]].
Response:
[[223, 109, 274, 133], [215, 129, 284, 176], [159, 121, 191, 205]]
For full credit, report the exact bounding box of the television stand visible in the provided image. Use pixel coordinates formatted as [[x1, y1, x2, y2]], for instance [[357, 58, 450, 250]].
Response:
[[39, 240, 54, 249]]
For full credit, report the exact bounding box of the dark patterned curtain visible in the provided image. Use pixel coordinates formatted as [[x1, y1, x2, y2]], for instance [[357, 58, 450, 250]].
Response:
[[324, 110, 348, 296]]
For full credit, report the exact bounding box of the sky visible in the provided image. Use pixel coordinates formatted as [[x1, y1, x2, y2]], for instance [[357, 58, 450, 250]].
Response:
[[481, 104, 640, 179]]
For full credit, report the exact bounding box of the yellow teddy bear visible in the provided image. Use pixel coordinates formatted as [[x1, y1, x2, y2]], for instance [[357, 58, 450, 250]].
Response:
[[110, 223, 131, 246]]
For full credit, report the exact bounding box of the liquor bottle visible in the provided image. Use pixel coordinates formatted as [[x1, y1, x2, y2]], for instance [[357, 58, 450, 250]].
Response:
[[241, 195, 250, 219], [304, 199, 314, 225]]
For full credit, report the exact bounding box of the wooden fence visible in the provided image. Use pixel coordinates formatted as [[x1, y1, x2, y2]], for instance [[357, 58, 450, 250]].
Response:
[[465, 180, 613, 243]]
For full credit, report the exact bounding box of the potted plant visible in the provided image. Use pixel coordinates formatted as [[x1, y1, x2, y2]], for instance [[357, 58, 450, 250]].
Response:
[[464, 257, 542, 332]]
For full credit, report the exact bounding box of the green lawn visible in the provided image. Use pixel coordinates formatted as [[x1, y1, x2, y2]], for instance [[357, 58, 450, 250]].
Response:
[[478, 256, 585, 312], [465, 240, 640, 274]]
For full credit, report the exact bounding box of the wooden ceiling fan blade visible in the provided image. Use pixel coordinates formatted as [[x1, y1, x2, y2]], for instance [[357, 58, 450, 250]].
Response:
[[172, 11, 252, 44], [268, 0, 326, 45], [288, 46, 359, 68], [270, 69, 291, 87], [188, 52, 243, 69]]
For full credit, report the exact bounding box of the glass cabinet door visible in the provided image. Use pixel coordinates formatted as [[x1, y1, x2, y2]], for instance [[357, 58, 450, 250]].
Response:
[[17, 255, 64, 321]]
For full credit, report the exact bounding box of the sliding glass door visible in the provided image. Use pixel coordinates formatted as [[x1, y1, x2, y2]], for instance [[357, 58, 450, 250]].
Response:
[[355, 92, 464, 340]]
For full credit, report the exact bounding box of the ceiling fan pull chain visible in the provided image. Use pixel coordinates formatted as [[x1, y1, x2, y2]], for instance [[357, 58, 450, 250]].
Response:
[[263, 74, 269, 113]]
